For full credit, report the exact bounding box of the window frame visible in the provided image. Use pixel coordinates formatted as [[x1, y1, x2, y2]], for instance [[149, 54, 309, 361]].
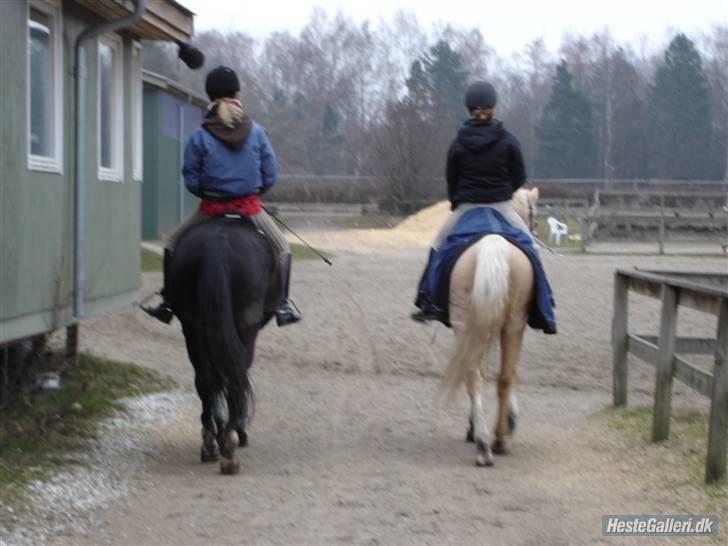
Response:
[[27, 0, 64, 174], [97, 32, 124, 183], [131, 41, 143, 181]]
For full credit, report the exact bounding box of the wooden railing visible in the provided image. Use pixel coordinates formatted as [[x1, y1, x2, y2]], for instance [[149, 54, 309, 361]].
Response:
[[612, 269, 728, 483], [580, 190, 728, 253]]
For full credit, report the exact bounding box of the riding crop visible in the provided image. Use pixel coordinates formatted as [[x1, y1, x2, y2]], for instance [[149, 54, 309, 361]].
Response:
[[262, 206, 333, 266]]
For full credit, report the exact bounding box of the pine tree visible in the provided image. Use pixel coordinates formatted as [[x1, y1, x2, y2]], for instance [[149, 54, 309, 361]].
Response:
[[421, 40, 470, 130], [536, 61, 597, 178], [648, 34, 713, 179]]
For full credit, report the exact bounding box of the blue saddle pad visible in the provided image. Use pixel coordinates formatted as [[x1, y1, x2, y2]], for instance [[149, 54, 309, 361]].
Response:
[[415, 208, 556, 334]]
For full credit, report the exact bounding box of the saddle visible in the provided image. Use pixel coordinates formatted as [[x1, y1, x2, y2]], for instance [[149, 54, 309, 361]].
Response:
[[415, 208, 557, 334]]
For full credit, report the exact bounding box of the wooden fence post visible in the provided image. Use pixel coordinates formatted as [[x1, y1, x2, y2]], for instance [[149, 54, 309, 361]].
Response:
[[612, 272, 629, 407], [706, 297, 728, 483], [580, 216, 588, 253], [65, 323, 79, 363], [653, 285, 679, 442]]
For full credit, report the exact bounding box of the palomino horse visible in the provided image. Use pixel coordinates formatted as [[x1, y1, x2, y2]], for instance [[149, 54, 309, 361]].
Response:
[[441, 187, 539, 467], [167, 215, 281, 474]]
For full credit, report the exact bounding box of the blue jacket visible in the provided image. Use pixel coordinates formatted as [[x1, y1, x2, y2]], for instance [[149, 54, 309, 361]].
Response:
[[182, 122, 277, 199]]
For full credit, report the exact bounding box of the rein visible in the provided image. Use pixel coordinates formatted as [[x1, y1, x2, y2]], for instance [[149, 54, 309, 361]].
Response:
[[527, 201, 535, 234]]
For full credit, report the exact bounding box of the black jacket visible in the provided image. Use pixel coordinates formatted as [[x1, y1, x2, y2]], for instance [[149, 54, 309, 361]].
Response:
[[446, 119, 526, 210]]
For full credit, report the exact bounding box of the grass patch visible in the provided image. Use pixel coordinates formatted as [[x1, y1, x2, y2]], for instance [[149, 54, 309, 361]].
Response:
[[344, 211, 404, 229], [141, 247, 163, 272], [602, 405, 728, 518], [291, 242, 332, 262], [0, 353, 174, 512]]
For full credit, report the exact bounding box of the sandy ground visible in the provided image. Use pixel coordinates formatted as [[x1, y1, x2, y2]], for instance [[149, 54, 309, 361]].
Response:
[[8, 220, 728, 546]]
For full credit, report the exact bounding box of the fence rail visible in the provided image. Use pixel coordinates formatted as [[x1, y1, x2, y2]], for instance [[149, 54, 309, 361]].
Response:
[[612, 269, 728, 483], [581, 190, 728, 253]]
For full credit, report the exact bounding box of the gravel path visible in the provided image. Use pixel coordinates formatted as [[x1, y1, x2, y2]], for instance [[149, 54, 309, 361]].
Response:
[[5, 227, 725, 546]]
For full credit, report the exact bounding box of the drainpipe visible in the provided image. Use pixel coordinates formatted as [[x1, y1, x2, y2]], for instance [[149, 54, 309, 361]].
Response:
[[178, 103, 184, 223], [73, 0, 147, 319]]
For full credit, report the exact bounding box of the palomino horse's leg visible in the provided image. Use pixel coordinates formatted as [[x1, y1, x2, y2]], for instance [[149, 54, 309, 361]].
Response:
[[465, 364, 493, 467], [493, 324, 526, 454]]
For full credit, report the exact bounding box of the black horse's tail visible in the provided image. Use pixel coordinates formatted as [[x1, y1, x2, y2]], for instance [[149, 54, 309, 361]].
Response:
[[197, 243, 254, 429]]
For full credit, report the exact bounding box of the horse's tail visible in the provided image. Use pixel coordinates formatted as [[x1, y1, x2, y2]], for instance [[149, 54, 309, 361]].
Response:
[[197, 244, 254, 428], [441, 235, 511, 400]]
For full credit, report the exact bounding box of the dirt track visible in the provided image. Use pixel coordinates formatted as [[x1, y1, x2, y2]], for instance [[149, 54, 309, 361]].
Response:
[[24, 227, 726, 546]]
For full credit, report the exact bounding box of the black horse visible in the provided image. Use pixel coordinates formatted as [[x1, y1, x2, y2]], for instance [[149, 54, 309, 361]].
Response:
[[168, 214, 281, 474]]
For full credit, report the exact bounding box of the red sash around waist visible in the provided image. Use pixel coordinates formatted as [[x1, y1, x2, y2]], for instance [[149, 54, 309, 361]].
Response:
[[199, 194, 262, 216]]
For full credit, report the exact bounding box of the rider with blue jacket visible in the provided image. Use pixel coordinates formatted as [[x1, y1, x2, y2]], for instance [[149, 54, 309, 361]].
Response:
[[143, 66, 302, 327]]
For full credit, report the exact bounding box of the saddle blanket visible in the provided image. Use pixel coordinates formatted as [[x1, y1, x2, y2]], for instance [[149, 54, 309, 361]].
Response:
[[417, 207, 557, 334]]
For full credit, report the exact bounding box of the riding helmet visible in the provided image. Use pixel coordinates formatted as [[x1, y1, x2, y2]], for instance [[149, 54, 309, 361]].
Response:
[[205, 66, 241, 101], [464, 81, 497, 110]]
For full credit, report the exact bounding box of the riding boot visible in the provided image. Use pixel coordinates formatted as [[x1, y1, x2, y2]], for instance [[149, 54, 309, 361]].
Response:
[[141, 249, 175, 324], [410, 248, 444, 322], [276, 254, 302, 327]]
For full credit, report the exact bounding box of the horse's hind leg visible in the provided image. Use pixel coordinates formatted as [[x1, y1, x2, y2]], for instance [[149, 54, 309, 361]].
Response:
[[493, 325, 526, 454], [219, 394, 242, 475], [465, 364, 493, 467], [195, 375, 220, 463]]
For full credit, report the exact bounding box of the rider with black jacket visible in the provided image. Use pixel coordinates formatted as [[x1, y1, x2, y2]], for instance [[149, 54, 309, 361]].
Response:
[[412, 81, 533, 322]]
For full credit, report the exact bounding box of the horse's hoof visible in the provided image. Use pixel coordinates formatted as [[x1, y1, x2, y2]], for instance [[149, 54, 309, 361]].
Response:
[[220, 458, 240, 475], [507, 412, 518, 436], [201, 428, 219, 462], [476, 453, 494, 467], [492, 439, 510, 455], [475, 439, 494, 467], [200, 446, 219, 463]]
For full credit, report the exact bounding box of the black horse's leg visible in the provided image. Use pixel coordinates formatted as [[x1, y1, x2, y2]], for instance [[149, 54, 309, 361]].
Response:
[[195, 374, 220, 462], [212, 392, 227, 449], [233, 325, 259, 449], [183, 325, 219, 463], [219, 334, 256, 475]]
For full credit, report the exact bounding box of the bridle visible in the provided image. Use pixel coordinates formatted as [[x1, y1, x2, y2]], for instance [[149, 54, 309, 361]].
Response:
[[527, 200, 535, 234]]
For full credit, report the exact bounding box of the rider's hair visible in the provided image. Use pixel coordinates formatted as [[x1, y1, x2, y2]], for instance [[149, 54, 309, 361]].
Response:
[[211, 98, 244, 128], [470, 106, 495, 122]]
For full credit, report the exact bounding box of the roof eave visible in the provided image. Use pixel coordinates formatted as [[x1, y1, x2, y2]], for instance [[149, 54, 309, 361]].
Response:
[[73, 0, 195, 42]]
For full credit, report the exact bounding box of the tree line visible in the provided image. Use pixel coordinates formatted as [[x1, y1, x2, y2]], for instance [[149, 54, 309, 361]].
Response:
[[143, 10, 728, 203]]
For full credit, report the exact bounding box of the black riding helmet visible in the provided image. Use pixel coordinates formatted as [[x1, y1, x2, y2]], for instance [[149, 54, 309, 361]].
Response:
[[205, 66, 240, 101], [464, 81, 497, 110]]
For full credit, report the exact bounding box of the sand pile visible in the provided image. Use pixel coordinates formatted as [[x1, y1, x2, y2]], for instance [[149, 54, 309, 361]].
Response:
[[392, 200, 450, 244]]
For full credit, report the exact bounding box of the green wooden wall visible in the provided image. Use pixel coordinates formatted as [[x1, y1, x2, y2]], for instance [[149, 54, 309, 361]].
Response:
[[0, 0, 142, 344]]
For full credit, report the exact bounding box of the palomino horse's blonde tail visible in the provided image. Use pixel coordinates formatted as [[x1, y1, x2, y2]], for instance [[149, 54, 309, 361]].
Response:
[[441, 235, 511, 401]]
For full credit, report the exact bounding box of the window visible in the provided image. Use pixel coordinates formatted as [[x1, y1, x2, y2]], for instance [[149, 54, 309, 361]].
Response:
[[132, 42, 142, 181], [28, 0, 63, 173], [98, 34, 123, 181]]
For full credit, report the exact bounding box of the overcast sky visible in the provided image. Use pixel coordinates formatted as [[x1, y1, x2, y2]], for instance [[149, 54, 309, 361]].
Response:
[[182, 0, 728, 57]]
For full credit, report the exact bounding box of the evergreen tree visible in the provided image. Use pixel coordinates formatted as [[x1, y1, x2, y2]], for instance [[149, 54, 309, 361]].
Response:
[[536, 61, 597, 177], [647, 34, 713, 179], [421, 40, 470, 130]]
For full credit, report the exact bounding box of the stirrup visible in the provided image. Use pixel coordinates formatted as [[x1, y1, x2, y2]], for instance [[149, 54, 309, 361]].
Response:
[[141, 302, 174, 325], [410, 309, 440, 323], [276, 300, 302, 327]]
